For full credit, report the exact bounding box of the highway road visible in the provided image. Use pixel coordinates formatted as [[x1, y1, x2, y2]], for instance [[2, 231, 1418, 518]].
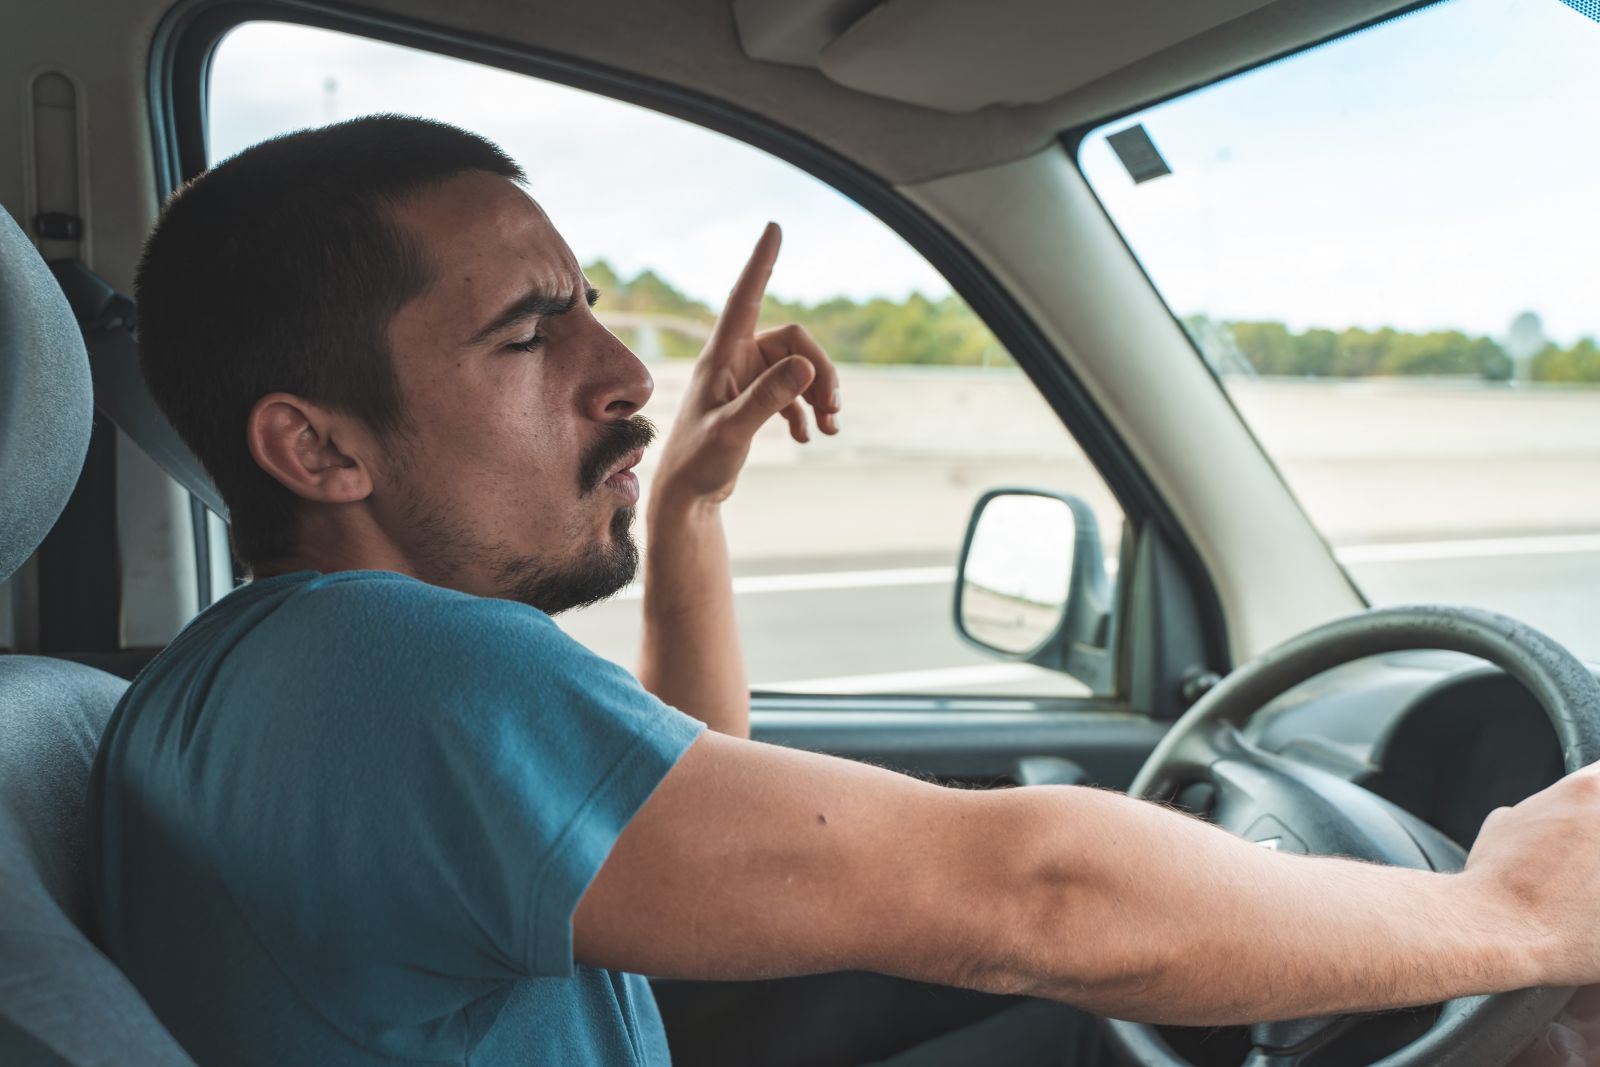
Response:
[[556, 535, 1600, 699]]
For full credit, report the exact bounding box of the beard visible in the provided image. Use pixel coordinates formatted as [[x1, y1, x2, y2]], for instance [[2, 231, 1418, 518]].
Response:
[[492, 505, 639, 616], [396, 416, 656, 616]]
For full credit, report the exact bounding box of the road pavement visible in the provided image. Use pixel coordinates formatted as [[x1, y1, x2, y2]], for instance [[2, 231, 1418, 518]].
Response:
[[556, 537, 1600, 698]]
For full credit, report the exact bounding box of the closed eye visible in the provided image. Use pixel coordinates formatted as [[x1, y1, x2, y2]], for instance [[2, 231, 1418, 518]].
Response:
[[506, 333, 546, 353]]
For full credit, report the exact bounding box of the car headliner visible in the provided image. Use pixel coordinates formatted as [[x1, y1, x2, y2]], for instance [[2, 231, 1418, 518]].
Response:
[[11, 0, 1412, 183]]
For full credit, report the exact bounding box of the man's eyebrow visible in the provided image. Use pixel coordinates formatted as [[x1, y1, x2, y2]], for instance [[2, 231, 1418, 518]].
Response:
[[465, 285, 602, 347]]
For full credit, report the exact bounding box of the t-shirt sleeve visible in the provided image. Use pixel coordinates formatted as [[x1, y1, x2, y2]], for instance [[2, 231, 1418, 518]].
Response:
[[279, 584, 707, 981], [419, 591, 707, 979]]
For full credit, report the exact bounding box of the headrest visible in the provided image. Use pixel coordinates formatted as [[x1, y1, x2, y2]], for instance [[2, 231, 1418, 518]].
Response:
[[0, 209, 93, 585]]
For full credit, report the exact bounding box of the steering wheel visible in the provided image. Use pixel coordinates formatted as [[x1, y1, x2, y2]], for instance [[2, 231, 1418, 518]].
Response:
[[1102, 604, 1600, 1067]]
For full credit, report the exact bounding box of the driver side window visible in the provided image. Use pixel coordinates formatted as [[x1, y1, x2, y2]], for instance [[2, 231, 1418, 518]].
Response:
[[207, 21, 1126, 699]]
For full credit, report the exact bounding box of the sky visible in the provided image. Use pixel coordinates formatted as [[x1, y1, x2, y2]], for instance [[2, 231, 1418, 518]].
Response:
[[209, 0, 1600, 339]]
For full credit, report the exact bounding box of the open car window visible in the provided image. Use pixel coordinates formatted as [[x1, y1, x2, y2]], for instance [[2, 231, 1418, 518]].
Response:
[[207, 21, 1129, 699], [1080, 0, 1600, 662]]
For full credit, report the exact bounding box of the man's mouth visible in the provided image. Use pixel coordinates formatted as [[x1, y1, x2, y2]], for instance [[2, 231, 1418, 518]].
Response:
[[579, 415, 657, 498], [603, 448, 645, 482], [601, 448, 645, 504]]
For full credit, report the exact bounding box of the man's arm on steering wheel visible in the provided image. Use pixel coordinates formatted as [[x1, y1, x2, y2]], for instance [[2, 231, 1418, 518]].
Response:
[[577, 728, 1600, 1025], [610, 226, 1600, 1024], [634, 224, 839, 739]]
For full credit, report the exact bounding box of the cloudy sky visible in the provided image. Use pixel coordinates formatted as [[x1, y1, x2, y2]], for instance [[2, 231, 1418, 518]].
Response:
[[210, 0, 1600, 341]]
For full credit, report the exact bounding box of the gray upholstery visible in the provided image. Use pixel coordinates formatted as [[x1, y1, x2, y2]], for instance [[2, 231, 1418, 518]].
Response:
[[0, 658, 194, 1066], [0, 208, 93, 587], [0, 211, 195, 1063]]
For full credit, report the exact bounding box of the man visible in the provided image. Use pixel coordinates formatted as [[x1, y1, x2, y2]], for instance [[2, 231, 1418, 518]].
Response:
[[89, 114, 1600, 1066]]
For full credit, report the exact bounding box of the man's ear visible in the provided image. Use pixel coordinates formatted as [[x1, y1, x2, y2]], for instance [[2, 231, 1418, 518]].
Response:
[[246, 393, 375, 504]]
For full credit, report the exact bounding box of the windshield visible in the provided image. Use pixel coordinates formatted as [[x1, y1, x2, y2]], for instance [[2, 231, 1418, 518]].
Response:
[[1080, 0, 1600, 661]]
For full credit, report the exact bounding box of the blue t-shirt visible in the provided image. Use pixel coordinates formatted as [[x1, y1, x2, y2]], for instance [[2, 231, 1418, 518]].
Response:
[[89, 570, 705, 1065]]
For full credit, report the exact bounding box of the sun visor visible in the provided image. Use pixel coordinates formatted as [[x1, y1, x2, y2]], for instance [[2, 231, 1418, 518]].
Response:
[[810, 0, 1278, 113], [732, 0, 883, 67]]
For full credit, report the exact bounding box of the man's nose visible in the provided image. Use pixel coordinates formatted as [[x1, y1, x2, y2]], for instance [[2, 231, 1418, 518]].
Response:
[[583, 329, 655, 420]]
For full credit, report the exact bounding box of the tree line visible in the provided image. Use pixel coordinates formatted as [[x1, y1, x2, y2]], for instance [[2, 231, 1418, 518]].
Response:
[[1181, 316, 1600, 383], [585, 260, 1600, 383], [585, 260, 1011, 367]]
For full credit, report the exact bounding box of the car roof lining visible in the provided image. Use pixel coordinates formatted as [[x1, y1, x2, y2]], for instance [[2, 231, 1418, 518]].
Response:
[[745, 0, 1284, 113], [0, 0, 1420, 301], [428, 0, 1412, 182], [203, 0, 1409, 184]]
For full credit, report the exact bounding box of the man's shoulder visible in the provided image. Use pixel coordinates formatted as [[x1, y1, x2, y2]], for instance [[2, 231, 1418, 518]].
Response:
[[233, 570, 591, 677], [136, 570, 590, 713], [216, 571, 671, 769], [254, 569, 560, 641], [116, 569, 636, 753], [279, 568, 521, 613]]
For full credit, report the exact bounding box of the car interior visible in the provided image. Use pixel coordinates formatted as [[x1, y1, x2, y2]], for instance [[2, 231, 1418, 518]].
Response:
[[3, 0, 1598, 1064]]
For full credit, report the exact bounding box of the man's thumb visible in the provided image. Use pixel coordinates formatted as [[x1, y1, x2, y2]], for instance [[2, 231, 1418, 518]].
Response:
[[726, 356, 814, 436]]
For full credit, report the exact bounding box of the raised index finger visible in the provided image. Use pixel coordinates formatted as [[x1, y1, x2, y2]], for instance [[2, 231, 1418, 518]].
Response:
[[711, 222, 781, 344]]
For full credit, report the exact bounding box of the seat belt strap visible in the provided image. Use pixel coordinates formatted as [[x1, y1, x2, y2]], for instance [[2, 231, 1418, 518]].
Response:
[[47, 261, 230, 521]]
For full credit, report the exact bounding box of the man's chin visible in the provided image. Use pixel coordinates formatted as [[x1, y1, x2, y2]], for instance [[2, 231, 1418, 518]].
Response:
[[497, 507, 640, 616]]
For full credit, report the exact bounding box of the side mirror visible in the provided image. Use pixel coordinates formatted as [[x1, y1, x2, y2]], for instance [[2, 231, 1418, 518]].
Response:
[[954, 489, 1113, 692]]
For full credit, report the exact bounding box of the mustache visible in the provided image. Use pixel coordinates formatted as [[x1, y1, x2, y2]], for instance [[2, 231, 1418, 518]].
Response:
[[579, 415, 657, 495]]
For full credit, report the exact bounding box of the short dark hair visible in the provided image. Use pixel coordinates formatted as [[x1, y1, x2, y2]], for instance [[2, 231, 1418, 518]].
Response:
[[136, 113, 525, 568]]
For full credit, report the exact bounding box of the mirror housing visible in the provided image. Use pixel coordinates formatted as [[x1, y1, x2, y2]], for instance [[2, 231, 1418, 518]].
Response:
[[954, 488, 1113, 692]]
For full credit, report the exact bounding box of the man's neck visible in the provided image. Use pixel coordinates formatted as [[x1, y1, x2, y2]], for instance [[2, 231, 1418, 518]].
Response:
[[250, 511, 419, 583]]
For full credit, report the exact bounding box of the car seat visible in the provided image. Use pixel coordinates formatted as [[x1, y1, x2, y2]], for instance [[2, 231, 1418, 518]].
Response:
[[0, 206, 196, 1065]]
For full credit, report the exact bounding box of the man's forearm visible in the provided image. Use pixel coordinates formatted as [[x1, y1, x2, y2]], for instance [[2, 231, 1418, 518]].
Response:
[[637, 497, 750, 737], [955, 785, 1539, 1025]]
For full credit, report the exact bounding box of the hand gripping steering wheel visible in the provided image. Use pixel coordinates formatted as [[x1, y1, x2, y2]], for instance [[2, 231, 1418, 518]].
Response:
[[1103, 605, 1600, 1067]]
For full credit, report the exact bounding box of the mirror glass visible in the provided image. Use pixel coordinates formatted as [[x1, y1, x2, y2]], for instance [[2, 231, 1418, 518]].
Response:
[[959, 494, 1076, 655]]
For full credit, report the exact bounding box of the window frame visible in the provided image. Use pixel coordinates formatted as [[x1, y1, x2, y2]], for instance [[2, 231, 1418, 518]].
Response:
[[148, 0, 1229, 713]]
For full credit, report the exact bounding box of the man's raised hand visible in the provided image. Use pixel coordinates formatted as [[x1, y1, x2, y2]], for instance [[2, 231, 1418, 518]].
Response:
[[650, 223, 841, 507]]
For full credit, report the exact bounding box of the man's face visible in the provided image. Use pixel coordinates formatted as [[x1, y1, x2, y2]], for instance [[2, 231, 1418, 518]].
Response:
[[372, 170, 655, 614]]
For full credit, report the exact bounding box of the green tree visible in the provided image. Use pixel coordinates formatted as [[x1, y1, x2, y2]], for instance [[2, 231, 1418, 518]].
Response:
[[1222, 320, 1511, 381], [572, 260, 1002, 370], [1230, 321, 1296, 375], [584, 259, 623, 294], [1531, 337, 1600, 383], [1378, 330, 1511, 379]]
